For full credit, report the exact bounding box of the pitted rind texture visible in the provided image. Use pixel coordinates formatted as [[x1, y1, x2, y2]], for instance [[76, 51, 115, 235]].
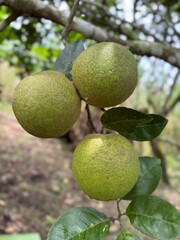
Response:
[[72, 133, 139, 201], [72, 42, 138, 108], [12, 70, 81, 138]]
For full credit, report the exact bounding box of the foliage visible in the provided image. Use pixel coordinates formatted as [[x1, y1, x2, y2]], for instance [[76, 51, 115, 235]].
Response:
[[0, 7, 61, 74], [101, 107, 168, 141], [47, 207, 111, 240], [126, 195, 180, 240]]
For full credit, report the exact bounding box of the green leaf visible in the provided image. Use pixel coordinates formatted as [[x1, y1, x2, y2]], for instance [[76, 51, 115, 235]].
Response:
[[126, 195, 180, 240], [47, 207, 111, 240], [101, 108, 168, 141], [101, 107, 153, 136], [54, 40, 84, 80], [68, 32, 86, 42], [124, 157, 162, 200], [116, 230, 141, 239], [107, 0, 116, 8], [129, 114, 168, 141], [0, 233, 41, 240]]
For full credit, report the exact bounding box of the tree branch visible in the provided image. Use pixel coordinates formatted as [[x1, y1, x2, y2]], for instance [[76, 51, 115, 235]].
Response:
[[150, 140, 170, 185], [157, 137, 180, 150], [2, 0, 180, 68], [161, 70, 180, 114], [163, 93, 180, 116], [85, 104, 98, 133], [145, 2, 180, 39], [83, 0, 162, 42], [147, 97, 158, 113], [61, 0, 80, 41], [0, 11, 20, 32]]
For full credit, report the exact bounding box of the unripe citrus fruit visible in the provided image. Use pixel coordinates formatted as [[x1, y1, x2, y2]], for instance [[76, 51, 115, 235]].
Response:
[[72, 42, 138, 108], [12, 70, 81, 138], [72, 133, 139, 201]]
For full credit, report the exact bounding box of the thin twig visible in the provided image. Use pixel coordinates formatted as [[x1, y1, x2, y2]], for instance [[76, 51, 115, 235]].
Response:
[[61, 0, 80, 41], [0, 11, 20, 32], [164, 93, 180, 116], [133, 0, 138, 23], [147, 2, 180, 39], [157, 137, 180, 150], [116, 199, 121, 220], [85, 104, 98, 133], [162, 70, 180, 114], [83, 0, 161, 42], [148, 97, 158, 113], [100, 108, 107, 133], [150, 140, 170, 185], [116, 199, 124, 232]]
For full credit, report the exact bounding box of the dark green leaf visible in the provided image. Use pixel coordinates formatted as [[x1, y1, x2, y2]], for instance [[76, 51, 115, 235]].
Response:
[[47, 207, 111, 240], [101, 108, 168, 141], [54, 41, 84, 80], [126, 195, 180, 240], [101, 107, 153, 136], [124, 157, 162, 200], [129, 114, 168, 141], [116, 231, 141, 240]]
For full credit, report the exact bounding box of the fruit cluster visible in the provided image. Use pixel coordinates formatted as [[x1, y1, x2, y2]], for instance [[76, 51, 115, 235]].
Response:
[[12, 42, 139, 201]]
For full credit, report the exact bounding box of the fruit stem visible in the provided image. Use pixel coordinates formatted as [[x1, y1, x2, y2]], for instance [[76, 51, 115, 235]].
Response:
[[116, 199, 124, 231], [85, 104, 98, 133], [116, 199, 122, 220]]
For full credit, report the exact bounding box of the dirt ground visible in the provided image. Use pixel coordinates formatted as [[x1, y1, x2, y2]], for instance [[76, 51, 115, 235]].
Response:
[[0, 111, 180, 240]]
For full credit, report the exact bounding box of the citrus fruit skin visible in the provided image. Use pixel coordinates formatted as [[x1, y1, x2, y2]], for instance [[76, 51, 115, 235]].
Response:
[[12, 70, 81, 138], [72, 133, 139, 201], [72, 42, 138, 108]]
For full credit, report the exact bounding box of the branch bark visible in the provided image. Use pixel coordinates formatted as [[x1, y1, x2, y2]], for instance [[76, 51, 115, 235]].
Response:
[[163, 93, 180, 116], [150, 140, 170, 185], [2, 0, 180, 68], [0, 11, 20, 32], [83, 0, 162, 42], [157, 137, 180, 150], [61, 0, 80, 41], [85, 104, 98, 133], [161, 70, 180, 115]]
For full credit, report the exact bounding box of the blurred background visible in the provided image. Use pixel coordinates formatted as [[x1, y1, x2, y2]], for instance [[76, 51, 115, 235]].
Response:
[[0, 0, 180, 239]]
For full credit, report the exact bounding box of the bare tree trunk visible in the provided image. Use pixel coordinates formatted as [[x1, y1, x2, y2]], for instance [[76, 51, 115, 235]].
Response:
[[150, 140, 170, 185]]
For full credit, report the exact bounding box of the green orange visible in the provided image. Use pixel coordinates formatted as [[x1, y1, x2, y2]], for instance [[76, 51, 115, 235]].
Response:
[[12, 70, 81, 138], [72, 133, 139, 201], [72, 42, 138, 108]]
